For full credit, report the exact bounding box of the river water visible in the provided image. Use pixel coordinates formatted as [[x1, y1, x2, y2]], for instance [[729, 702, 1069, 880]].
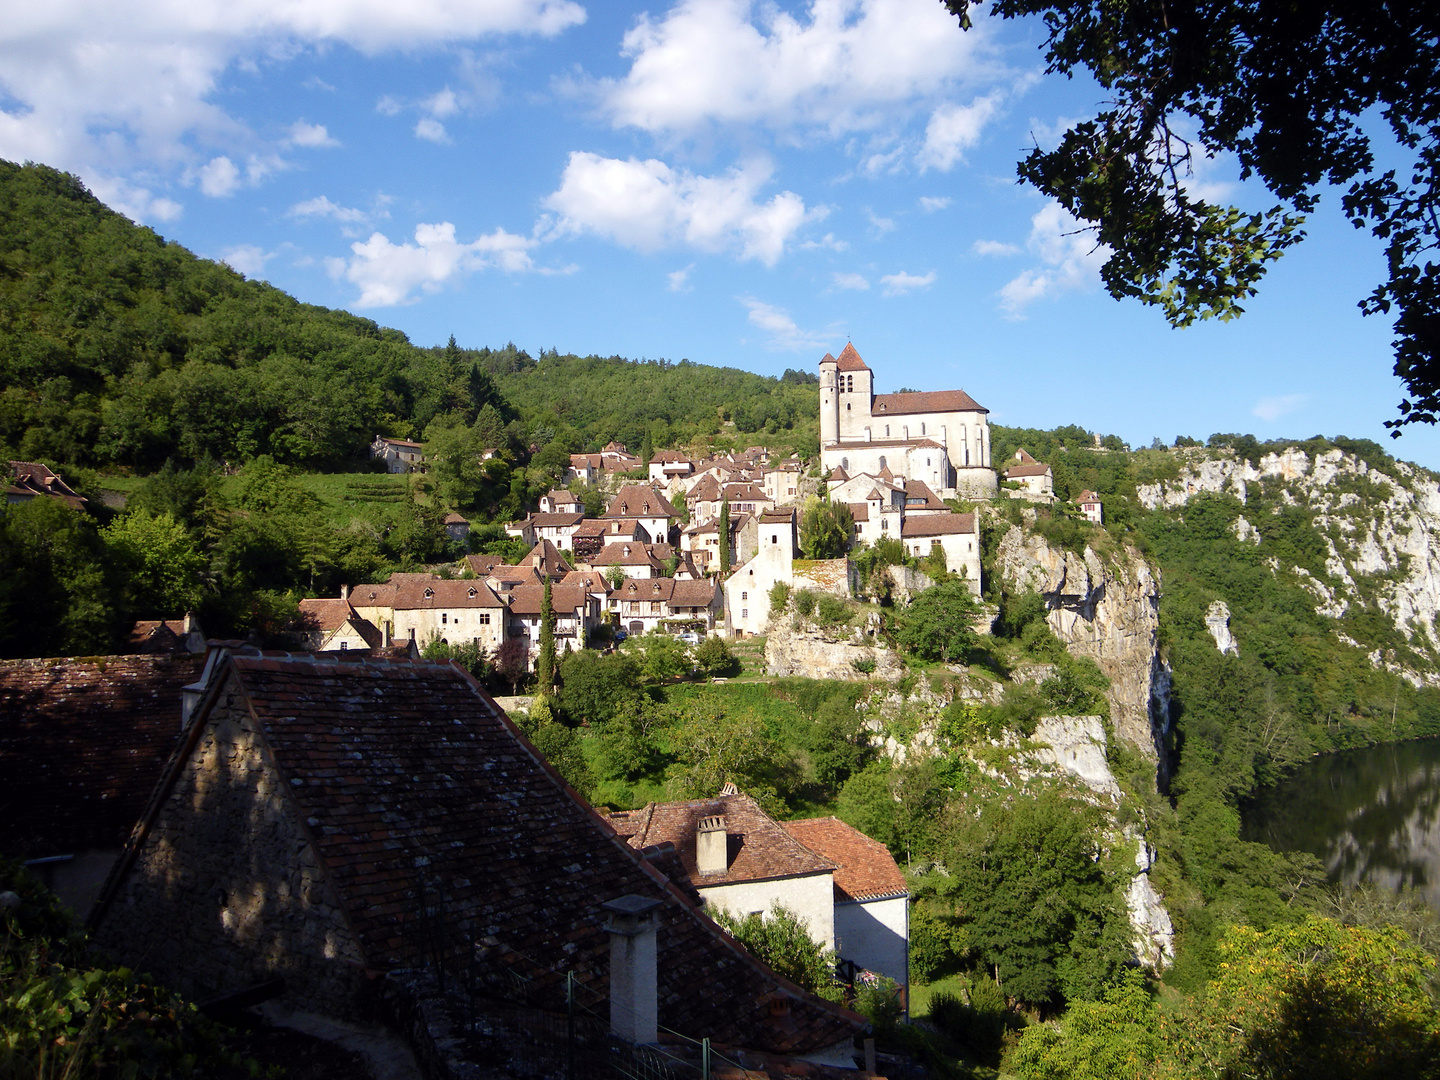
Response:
[[1241, 738, 1440, 912]]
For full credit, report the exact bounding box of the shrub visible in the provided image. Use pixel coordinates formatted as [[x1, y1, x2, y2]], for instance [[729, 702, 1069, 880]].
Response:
[[853, 972, 902, 1038], [695, 636, 740, 678], [768, 580, 791, 612], [852, 657, 877, 675], [814, 594, 851, 625], [714, 905, 842, 1001], [793, 589, 817, 617]]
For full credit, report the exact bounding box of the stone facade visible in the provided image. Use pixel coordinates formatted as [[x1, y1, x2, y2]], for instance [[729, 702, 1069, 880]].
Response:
[[92, 671, 369, 1014]]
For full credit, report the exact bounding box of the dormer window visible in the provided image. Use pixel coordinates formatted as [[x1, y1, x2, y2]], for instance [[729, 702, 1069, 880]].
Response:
[[423, 588, 434, 599], [468, 587, 478, 598]]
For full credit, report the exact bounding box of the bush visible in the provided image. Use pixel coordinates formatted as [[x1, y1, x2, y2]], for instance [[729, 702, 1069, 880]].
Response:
[[793, 589, 817, 617], [768, 580, 791, 612], [926, 977, 1011, 1067], [713, 905, 842, 1001], [853, 972, 902, 1038], [852, 657, 877, 675], [695, 636, 740, 678], [814, 594, 851, 625]]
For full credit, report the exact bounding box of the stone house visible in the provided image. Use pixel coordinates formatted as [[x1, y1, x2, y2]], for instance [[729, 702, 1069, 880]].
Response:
[[539, 488, 584, 515], [602, 792, 909, 986], [610, 577, 722, 636], [762, 459, 805, 505], [604, 484, 680, 545], [723, 509, 799, 637], [818, 344, 997, 499], [1004, 449, 1055, 502], [589, 540, 669, 579], [443, 512, 470, 546], [7, 461, 87, 509], [899, 512, 982, 594], [124, 614, 206, 655], [0, 654, 202, 917], [89, 653, 862, 1055], [1077, 489, 1103, 524], [348, 575, 510, 654], [681, 512, 758, 576], [296, 594, 384, 652], [506, 511, 585, 548], [648, 450, 696, 484], [505, 579, 599, 661], [370, 436, 425, 474], [565, 453, 602, 486]]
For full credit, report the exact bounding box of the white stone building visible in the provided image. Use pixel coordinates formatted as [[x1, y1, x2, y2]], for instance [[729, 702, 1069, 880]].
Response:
[[818, 343, 997, 499]]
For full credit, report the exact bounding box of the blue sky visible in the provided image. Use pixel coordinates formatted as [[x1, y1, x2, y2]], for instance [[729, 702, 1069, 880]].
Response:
[[3, 0, 1434, 466]]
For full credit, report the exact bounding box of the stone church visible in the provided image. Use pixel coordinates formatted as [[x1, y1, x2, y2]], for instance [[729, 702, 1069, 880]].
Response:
[[819, 343, 998, 499]]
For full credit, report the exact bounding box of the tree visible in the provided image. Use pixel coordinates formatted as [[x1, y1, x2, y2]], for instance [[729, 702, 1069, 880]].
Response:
[[558, 648, 642, 724], [694, 635, 740, 678], [718, 497, 731, 577], [102, 510, 206, 619], [712, 905, 842, 1000], [944, 1, 1440, 428], [799, 496, 854, 559], [535, 576, 557, 697], [667, 693, 789, 810], [894, 579, 981, 662]]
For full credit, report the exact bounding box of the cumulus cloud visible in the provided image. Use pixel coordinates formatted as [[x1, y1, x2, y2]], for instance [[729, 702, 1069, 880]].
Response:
[[414, 117, 451, 143], [880, 270, 935, 296], [0, 1, 585, 180], [1253, 394, 1308, 422], [337, 221, 538, 307], [866, 209, 896, 236], [919, 195, 951, 212], [595, 0, 995, 138], [917, 92, 1001, 171], [197, 156, 241, 197], [285, 120, 338, 148], [543, 152, 814, 266], [739, 296, 830, 351], [221, 243, 272, 277], [86, 173, 183, 224], [667, 264, 694, 291], [997, 202, 1108, 316], [833, 272, 869, 291]]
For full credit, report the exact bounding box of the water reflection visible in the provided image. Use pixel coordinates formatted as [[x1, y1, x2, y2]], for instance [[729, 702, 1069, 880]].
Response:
[[1242, 739, 1440, 912]]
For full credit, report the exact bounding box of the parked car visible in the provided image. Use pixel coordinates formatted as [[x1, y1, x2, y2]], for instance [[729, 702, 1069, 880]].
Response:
[[613, 629, 628, 643], [677, 631, 702, 645]]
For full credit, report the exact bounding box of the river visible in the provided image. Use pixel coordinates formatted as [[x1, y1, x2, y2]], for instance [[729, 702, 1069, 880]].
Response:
[[1241, 737, 1440, 913]]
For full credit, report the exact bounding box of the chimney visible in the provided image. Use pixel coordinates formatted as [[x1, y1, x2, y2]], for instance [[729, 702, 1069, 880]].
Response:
[[696, 815, 728, 875], [602, 895, 662, 1045], [340, 583, 350, 601], [383, 620, 393, 648]]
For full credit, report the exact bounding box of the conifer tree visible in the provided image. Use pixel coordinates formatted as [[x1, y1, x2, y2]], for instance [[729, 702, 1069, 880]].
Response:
[[536, 575, 557, 696], [718, 498, 731, 578]]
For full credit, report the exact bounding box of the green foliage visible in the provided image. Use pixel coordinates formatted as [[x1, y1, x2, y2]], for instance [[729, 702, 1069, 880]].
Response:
[[926, 975, 1016, 1068], [559, 649, 642, 725], [665, 692, 789, 811], [792, 589, 816, 618], [693, 636, 740, 678], [1010, 972, 1163, 1080], [625, 633, 691, 683], [102, 510, 205, 618], [852, 972, 902, 1039], [535, 577, 556, 696], [767, 580, 790, 613], [799, 496, 853, 559], [0, 497, 118, 656], [713, 905, 842, 1002], [894, 580, 980, 663], [420, 637, 490, 679]]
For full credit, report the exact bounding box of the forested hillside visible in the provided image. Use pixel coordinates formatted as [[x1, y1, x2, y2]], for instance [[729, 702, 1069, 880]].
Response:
[[0, 160, 818, 473]]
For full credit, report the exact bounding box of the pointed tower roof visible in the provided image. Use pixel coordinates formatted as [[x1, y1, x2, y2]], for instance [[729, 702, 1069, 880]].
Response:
[[834, 343, 869, 372], [819, 351, 837, 366]]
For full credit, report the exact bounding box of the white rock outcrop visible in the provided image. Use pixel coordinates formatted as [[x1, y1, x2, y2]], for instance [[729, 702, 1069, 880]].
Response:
[[992, 527, 1168, 763], [1205, 600, 1239, 655]]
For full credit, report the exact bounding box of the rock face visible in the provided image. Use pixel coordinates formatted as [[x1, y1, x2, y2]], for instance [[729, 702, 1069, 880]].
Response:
[[764, 614, 903, 680], [992, 527, 1167, 763], [1008, 715, 1175, 968], [1205, 600, 1239, 655], [1138, 446, 1440, 686]]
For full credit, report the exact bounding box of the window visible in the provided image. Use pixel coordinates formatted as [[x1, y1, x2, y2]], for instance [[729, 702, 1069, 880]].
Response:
[[885, 425, 890, 437], [881, 518, 888, 530], [921, 423, 926, 435], [442, 612, 448, 624], [339, 641, 348, 650], [479, 613, 491, 624], [741, 608, 748, 619]]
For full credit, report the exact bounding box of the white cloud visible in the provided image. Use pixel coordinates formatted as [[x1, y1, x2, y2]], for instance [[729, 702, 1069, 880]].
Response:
[[972, 238, 1019, 256], [543, 152, 813, 266], [285, 120, 338, 148], [424, 88, 461, 118], [86, 173, 183, 224], [197, 155, 241, 197], [667, 264, 694, 291], [832, 272, 869, 290], [997, 202, 1109, 316], [1253, 394, 1309, 422], [919, 195, 951, 212], [916, 92, 1001, 171], [339, 221, 537, 307], [221, 243, 271, 277], [880, 270, 935, 296], [414, 117, 451, 143], [0, 1, 585, 182], [595, 0, 997, 138], [799, 231, 848, 252], [739, 296, 829, 351], [288, 194, 368, 223], [866, 209, 895, 236]]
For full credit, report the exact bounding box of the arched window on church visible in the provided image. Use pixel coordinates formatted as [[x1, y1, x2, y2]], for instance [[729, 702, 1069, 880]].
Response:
[[921, 422, 926, 435], [879, 456, 887, 470], [841, 457, 849, 471]]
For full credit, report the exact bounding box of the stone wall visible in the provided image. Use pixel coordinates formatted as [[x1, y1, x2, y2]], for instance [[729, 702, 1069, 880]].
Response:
[[92, 672, 370, 1016], [992, 527, 1167, 766], [764, 611, 903, 681]]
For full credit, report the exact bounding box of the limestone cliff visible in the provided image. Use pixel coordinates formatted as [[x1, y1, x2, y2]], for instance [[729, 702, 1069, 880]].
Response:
[[765, 610, 904, 680], [1138, 446, 1440, 686], [991, 526, 1169, 763]]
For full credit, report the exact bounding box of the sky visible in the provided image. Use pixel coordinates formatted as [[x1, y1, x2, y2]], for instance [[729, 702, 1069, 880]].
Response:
[[3, 0, 1435, 467]]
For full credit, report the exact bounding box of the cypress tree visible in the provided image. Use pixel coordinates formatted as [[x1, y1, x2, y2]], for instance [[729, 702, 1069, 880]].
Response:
[[718, 498, 731, 577], [536, 575, 557, 696]]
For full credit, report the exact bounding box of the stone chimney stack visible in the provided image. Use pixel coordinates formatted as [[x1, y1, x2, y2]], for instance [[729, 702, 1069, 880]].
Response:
[[696, 815, 727, 876], [340, 583, 350, 601], [602, 895, 662, 1045]]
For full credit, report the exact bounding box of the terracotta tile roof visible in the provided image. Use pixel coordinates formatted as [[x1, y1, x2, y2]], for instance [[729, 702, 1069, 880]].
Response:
[[1005, 463, 1052, 479], [125, 619, 195, 654], [570, 453, 603, 469], [9, 461, 87, 508], [1013, 449, 1038, 464], [521, 539, 576, 577], [847, 503, 869, 522], [671, 579, 719, 607], [780, 818, 907, 902], [528, 512, 584, 529], [465, 555, 514, 576], [902, 480, 947, 510], [0, 655, 201, 856], [687, 475, 721, 502], [296, 598, 358, 633], [827, 466, 849, 481], [606, 485, 678, 520], [871, 389, 987, 415], [759, 508, 796, 525], [362, 577, 509, 610], [506, 580, 591, 617], [831, 343, 869, 372], [1078, 489, 1100, 503], [819, 352, 836, 367], [378, 437, 423, 449], [618, 577, 676, 602], [112, 655, 861, 1052], [443, 512, 469, 525], [602, 793, 835, 887], [900, 512, 976, 538], [591, 542, 666, 569]]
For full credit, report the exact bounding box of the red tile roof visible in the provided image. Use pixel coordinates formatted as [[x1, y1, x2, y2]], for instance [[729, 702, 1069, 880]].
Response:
[[0, 655, 202, 856], [603, 793, 835, 887], [900, 512, 976, 538], [872, 389, 987, 415], [780, 818, 907, 902], [104, 655, 861, 1052], [1005, 463, 1052, 479], [606, 485, 679, 520], [831, 343, 869, 372]]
